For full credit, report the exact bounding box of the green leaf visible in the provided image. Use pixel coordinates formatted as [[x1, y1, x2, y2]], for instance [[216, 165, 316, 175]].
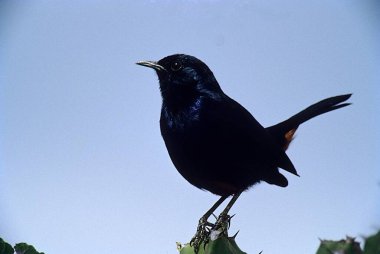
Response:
[[14, 243, 44, 254], [363, 230, 380, 254], [0, 238, 14, 254], [316, 237, 363, 254], [179, 236, 247, 254]]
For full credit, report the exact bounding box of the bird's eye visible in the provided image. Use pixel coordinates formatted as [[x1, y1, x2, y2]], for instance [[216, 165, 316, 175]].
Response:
[[170, 61, 182, 71]]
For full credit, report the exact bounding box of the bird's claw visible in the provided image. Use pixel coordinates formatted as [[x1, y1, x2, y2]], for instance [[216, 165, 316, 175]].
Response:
[[190, 217, 214, 253], [213, 213, 232, 234], [190, 213, 235, 253]]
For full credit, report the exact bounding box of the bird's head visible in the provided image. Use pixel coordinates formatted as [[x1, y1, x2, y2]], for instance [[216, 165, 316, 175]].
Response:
[[137, 54, 223, 108]]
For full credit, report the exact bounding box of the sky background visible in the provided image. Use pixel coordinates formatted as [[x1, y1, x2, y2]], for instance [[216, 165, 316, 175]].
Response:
[[1, 1, 379, 253]]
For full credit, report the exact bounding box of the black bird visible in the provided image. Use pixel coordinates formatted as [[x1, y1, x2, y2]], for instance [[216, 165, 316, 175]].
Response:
[[137, 54, 351, 249]]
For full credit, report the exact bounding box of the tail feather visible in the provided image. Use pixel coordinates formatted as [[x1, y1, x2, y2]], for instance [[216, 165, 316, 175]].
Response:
[[266, 94, 352, 149], [287, 94, 352, 126]]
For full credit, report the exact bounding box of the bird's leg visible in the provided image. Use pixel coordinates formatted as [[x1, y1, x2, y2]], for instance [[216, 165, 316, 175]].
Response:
[[190, 195, 228, 253], [213, 191, 242, 235]]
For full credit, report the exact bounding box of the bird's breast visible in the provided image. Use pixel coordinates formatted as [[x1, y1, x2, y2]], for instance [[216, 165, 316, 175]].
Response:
[[160, 98, 203, 131]]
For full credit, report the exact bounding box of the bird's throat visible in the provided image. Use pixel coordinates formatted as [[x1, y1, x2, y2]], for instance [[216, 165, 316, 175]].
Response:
[[161, 86, 201, 113]]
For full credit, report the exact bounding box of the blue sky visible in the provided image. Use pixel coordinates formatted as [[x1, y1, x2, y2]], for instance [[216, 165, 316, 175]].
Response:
[[1, 1, 379, 253]]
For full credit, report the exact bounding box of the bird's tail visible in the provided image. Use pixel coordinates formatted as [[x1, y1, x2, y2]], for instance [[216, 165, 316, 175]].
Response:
[[266, 94, 352, 150]]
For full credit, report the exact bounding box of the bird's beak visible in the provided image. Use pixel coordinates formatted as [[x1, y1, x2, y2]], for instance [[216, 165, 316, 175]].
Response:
[[136, 61, 167, 72]]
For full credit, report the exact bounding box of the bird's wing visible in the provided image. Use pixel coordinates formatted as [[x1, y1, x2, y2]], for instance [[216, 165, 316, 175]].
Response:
[[200, 95, 298, 177]]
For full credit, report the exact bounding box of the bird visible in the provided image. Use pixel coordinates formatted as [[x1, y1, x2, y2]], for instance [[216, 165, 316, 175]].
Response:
[[136, 54, 351, 251]]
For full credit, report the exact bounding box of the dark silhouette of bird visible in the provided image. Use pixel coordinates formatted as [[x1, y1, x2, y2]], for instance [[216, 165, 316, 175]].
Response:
[[137, 54, 351, 251]]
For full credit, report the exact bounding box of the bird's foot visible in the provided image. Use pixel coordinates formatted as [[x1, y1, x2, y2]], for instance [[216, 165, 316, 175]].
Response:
[[189, 213, 234, 253], [190, 216, 214, 253], [213, 212, 234, 234]]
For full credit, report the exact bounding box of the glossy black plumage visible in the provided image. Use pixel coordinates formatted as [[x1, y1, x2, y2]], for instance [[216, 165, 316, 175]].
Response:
[[137, 54, 351, 196]]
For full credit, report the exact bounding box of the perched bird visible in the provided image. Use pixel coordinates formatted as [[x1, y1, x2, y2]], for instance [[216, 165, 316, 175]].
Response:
[[137, 54, 351, 250]]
